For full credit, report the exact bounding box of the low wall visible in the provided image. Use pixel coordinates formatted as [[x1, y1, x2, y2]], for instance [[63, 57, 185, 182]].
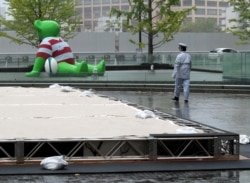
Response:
[[0, 32, 250, 54]]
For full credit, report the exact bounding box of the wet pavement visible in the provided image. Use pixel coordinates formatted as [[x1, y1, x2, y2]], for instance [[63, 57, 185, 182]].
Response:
[[100, 91, 250, 135], [0, 171, 247, 183]]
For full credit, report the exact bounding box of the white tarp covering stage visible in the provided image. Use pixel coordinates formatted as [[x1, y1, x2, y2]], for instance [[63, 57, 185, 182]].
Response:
[[0, 85, 203, 140]]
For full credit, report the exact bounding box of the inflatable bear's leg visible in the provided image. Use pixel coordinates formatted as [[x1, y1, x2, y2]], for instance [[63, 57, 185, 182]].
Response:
[[25, 58, 45, 77], [75, 61, 88, 73], [57, 61, 88, 73]]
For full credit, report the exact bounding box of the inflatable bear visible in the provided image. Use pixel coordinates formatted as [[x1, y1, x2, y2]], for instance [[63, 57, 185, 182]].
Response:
[[26, 20, 105, 77]]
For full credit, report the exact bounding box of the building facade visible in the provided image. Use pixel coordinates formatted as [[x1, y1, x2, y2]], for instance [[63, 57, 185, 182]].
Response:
[[75, 0, 230, 32]]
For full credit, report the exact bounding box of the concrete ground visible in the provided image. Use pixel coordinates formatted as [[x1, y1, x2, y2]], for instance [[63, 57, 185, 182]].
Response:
[[0, 70, 223, 83]]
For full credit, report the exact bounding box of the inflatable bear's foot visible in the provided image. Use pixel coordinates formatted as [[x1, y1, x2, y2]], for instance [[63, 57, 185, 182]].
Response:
[[87, 60, 106, 76], [96, 60, 105, 75], [25, 71, 40, 77]]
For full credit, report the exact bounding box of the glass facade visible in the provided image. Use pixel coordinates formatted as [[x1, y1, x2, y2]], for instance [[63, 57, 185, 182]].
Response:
[[75, 0, 230, 32]]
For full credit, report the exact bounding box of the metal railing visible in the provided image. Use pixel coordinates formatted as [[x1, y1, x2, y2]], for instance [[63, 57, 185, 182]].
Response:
[[0, 52, 224, 71], [1, 51, 250, 82]]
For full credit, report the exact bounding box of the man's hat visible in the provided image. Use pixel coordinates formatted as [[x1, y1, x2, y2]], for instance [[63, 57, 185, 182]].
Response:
[[178, 43, 187, 48]]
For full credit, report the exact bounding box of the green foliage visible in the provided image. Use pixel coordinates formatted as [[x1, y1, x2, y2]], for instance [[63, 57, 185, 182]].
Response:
[[226, 0, 250, 43], [181, 18, 221, 32], [0, 0, 80, 47], [110, 0, 195, 54]]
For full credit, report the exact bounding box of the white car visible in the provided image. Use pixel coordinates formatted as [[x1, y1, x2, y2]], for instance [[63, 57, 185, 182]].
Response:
[[208, 48, 238, 60]]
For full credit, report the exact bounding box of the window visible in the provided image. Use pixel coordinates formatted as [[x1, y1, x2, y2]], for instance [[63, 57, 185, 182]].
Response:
[[75, 7, 83, 16], [84, 7, 92, 18], [84, 21, 92, 31], [102, 6, 110, 16], [219, 18, 224, 26], [84, 0, 91, 5], [112, 0, 119, 4], [207, 1, 217, 7], [183, 0, 192, 6], [112, 5, 119, 10], [219, 2, 229, 7], [195, 0, 204, 6], [93, 0, 101, 5], [93, 20, 98, 28], [93, 7, 101, 18], [207, 18, 217, 25], [76, 0, 83, 5], [121, 5, 129, 11], [103, 0, 110, 4], [195, 8, 205, 15], [219, 9, 225, 15], [195, 17, 205, 22], [207, 9, 217, 15]]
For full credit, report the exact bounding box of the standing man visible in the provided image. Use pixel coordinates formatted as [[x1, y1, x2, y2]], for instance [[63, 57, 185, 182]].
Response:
[[172, 43, 192, 103]]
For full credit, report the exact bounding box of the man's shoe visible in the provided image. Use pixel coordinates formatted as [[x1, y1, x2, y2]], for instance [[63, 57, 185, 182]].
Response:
[[172, 97, 179, 101], [184, 100, 188, 103]]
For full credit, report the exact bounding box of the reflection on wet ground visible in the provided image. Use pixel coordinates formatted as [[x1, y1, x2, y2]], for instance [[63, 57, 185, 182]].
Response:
[[99, 91, 250, 135], [0, 171, 248, 183]]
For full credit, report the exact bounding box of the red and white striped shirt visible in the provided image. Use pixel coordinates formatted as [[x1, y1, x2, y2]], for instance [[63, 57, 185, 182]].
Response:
[[36, 37, 75, 64]]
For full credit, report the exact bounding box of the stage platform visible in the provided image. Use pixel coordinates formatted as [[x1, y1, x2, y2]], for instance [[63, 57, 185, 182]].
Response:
[[0, 86, 239, 165]]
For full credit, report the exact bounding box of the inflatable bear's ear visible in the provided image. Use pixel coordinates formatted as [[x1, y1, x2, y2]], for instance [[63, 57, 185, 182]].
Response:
[[34, 20, 42, 31], [34, 20, 43, 41]]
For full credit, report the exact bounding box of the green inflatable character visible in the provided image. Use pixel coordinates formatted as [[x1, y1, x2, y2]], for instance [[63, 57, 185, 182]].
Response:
[[26, 20, 105, 77]]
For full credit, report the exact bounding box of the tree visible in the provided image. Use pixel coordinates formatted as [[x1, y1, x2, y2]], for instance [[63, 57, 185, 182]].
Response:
[[226, 0, 250, 43], [110, 0, 195, 57], [0, 0, 80, 47], [181, 18, 221, 32]]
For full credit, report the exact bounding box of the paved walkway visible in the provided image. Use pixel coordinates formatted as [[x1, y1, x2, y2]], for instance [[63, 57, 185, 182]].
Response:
[[0, 70, 223, 83]]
